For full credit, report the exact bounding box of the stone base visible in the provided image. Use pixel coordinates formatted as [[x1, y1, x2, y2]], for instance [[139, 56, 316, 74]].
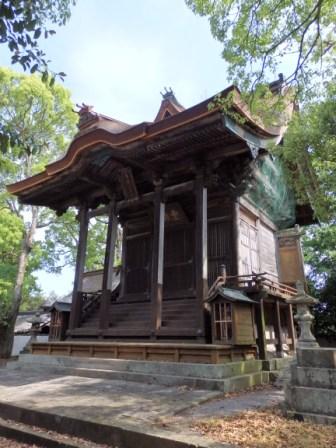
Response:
[[9, 354, 271, 392], [285, 347, 336, 424], [286, 410, 336, 426]]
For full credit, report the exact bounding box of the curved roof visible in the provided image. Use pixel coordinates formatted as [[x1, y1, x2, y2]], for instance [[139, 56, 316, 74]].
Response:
[[7, 86, 285, 197]]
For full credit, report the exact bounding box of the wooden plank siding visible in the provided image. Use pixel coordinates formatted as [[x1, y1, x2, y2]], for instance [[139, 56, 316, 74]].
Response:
[[233, 304, 255, 345], [31, 341, 257, 364], [259, 222, 278, 279]]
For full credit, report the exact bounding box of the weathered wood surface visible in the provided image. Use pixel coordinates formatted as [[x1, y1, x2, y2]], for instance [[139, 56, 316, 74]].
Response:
[[69, 205, 89, 330], [255, 297, 267, 360], [151, 184, 165, 333], [274, 299, 284, 357], [31, 341, 257, 364], [195, 175, 208, 337]]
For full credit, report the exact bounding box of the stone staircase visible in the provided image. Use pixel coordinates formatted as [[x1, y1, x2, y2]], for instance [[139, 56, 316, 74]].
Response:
[[9, 354, 271, 392], [285, 347, 336, 424]]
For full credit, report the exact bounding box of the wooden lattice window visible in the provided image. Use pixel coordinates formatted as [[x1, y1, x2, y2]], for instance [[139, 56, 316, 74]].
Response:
[[214, 302, 233, 342]]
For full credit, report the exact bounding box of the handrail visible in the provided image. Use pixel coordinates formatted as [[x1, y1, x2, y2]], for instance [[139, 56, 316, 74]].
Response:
[[81, 291, 102, 321], [225, 272, 298, 299]]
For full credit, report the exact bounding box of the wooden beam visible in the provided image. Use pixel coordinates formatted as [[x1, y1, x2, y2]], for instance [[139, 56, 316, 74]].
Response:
[[274, 299, 284, 357], [287, 303, 296, 353], [151, 182, 165, 334], [99, 200, 118, 330], [255, 297, 267, 360], [117, 167, 139, 200], [69, 205, 89, 330], [195, 174, 208, 338], [87, 180, 195, 219]]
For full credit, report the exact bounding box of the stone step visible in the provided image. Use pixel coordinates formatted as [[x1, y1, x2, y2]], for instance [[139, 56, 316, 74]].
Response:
[[11, 354, 263, 380], [285, 385, 336, 416], [0, 402, 224, 448], [262, 357, 293, 371], [292, 365, 336, 389], [0, 416, 87, 448], [9, 361, 268, 392]]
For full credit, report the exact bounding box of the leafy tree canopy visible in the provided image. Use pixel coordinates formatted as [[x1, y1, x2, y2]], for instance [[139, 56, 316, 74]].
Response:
[[274, 81, 336, 222], [0, 0, 75, 79], [186, 0, 336, 95], [0, 67, 77, 327]]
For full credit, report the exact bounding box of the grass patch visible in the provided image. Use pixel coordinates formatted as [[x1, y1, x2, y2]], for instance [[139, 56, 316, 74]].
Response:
[[193, 407, 336, 448]]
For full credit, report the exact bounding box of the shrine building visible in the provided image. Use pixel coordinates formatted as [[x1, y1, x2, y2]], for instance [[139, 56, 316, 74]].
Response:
[[7, 82, 313, 363]]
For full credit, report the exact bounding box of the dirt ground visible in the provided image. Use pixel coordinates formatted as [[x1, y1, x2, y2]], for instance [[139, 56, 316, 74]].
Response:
[[193, 406, 336, 448], [0, 438, 37, 448]]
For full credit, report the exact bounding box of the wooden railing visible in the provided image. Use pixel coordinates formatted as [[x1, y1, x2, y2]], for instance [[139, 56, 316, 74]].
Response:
[[226, 272, 298, 299], [80, 291, 102, 322]]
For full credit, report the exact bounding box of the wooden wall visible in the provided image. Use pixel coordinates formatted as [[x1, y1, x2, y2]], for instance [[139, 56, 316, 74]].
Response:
[[234, 303, 255, 345], [259, 223, 278, 278], [238, 204, 279, 279]]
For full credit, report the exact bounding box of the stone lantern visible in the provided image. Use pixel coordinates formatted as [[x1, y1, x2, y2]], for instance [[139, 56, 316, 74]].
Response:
[[28, 311, 43, 342], [287, 281, 319, 348]]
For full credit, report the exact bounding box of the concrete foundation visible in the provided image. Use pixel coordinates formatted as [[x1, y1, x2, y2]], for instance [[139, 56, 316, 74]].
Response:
[[9, 354, 276, 392]]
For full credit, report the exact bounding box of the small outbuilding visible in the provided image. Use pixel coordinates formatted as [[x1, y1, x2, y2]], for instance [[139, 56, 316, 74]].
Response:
[[207, 286, 257, 346], [49, 302, 71, 341]]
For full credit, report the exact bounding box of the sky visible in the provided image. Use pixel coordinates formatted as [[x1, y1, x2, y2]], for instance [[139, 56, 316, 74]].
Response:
[[1, 0, 231, 297]]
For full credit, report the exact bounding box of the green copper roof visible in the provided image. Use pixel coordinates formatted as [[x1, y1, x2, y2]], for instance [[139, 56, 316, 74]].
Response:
[[208, 286, 256, 304]]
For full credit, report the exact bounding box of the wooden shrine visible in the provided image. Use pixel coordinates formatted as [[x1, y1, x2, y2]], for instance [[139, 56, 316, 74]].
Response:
[[8, 84, 313, 361]]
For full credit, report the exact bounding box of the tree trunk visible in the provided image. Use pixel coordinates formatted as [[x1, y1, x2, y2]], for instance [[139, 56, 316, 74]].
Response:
[[0, 206, 38, 359]]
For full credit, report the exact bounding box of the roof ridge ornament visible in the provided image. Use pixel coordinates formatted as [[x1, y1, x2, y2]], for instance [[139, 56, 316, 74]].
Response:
[[160, 86, 174, 100], [76, 103, 98, 130]]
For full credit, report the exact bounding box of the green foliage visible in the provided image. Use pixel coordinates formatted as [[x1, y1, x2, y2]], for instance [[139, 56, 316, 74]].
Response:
[[0, 67, 78, 323], [303, 222, 336, 339], [0, 208, 42, 321], [304, 224, 336, 282], [275, 81, 336, 222], [0, 66, 77, 156], [186, 0, 336, 94], [41, 211, 108, 273], [0, 0, 75, 80], [312, 274, 336, 340]]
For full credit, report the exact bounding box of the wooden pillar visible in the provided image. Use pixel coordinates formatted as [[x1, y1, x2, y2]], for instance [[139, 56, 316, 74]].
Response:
[[69, 205, 89, 330], [287, 303, 296, 353], [274, 299, 284, 357], [99, 199, 118, 331], [195, 174, 208, 337], [232, 201, 240, 276], [255, 297, 267, 360], [119, 222, 127, 299], [151, 182, 165, 334]]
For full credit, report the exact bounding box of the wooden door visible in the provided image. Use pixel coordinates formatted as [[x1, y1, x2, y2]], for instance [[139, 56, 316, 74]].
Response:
[[163, 225, 194, 298], [123, 233, 151, 300]]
